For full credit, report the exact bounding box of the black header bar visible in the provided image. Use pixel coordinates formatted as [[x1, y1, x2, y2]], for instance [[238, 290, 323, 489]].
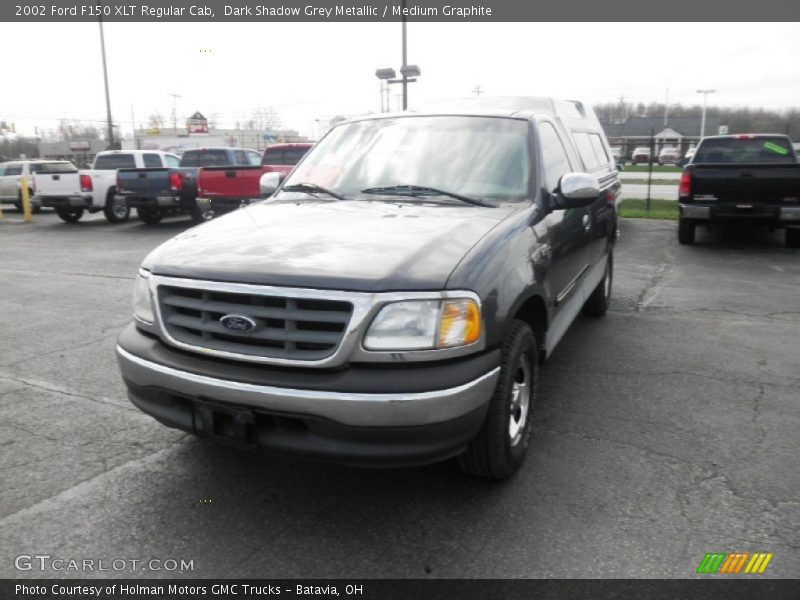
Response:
[[5, 0, 800, 22]]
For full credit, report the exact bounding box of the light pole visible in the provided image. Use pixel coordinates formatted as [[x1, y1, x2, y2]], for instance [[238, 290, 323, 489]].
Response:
[[375, 65, 420, 112], [696, 89, 716, 138], [169, 93, 182, 132], [374, 1, 421, 111], [98, 17, 116, 148]]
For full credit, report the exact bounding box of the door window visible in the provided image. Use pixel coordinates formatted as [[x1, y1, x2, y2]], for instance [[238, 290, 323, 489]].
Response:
[[143, 153, 162, 168], [538, 123, 572, 192]]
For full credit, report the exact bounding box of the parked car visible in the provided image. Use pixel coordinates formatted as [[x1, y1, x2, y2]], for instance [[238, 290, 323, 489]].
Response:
[[116, 147, 258, 224], [676, 147, 696, 168], [631, 146, 651, 165], [610, 146, 625, 171], [116, 97, 620, 480], [34, 151, 179, 223], [0, 160, 76, 213], [657, 147, 680, 165], [196, 143, 313, 215], [678, 134, 800, 246]]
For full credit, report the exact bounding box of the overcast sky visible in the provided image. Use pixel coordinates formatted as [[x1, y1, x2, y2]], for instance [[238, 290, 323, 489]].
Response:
[[2, 22, 799, 138]]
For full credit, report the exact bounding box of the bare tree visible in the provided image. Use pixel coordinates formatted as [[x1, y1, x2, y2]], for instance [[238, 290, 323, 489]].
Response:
[[248, 106, 281, 132], [147, 112, 165, 129]]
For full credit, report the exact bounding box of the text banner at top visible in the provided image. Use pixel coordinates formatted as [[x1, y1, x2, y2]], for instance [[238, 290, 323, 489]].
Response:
[[5, 0, 800, 22]]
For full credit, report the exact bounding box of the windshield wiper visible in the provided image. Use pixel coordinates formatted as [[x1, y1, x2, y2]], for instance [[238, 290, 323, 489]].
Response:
[[360, 185, 489, 207], [282, 182, 346, 200]]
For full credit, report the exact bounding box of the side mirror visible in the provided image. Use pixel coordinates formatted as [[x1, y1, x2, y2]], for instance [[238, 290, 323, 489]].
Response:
[[553, 173, 601, 209], [259, 172, 283, 196]]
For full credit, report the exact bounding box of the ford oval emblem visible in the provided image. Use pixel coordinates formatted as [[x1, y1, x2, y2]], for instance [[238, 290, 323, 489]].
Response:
[[219, 314, 257, 332]]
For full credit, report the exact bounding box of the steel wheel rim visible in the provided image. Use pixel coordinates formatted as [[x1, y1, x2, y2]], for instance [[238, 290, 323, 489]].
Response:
[[113, 198, 127, 219], [508, 354, 531, 446]]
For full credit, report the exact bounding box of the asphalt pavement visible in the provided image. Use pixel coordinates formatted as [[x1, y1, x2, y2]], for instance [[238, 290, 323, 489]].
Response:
[[1, 209, 798, 578]]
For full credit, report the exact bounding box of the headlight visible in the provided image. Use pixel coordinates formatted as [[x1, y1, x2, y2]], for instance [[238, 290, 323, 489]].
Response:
[[132, 270, 155, 324], [363, 298, 481, 351]]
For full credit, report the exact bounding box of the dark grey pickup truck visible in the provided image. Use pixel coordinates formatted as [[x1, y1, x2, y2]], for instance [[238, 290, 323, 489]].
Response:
[[116, 97, 620, 479], [678, 134, 800, 246]]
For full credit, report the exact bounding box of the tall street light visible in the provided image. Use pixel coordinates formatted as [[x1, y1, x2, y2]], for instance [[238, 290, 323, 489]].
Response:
[[697, 89, 716, 138], [98, 17, 116, 149], [375, 64, 421, 112], [374, 0, 421, 111]]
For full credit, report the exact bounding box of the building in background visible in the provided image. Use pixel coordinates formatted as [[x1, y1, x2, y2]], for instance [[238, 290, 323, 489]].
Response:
[[600, 116, 722, 158], [123, 126, 309, 155], [37, 139, 109, 167]]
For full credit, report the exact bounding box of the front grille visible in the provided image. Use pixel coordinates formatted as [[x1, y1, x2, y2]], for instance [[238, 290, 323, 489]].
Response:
[[158, 285, 353, 361]]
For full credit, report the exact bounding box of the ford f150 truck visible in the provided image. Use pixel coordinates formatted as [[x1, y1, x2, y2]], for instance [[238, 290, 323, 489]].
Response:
[[116, 97, 620, 479], [1, 160, 76, 213], [34, 151, 179, 223], [678, 134, 800, 246], [116, 147, 258, 224], [196, 143, 313, 215]]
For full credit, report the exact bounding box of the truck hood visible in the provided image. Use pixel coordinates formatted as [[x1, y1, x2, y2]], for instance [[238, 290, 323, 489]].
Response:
[[146, 198, 516, 291]]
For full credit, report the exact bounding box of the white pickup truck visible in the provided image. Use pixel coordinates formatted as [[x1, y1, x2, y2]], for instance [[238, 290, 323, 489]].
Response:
[[0, 160, 77, 213], [34, 150, 180, 223]]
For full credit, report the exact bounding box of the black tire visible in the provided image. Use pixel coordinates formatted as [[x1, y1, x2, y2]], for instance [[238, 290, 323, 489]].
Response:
[[787, 227, 800, 248], [56, 207, 83, 223], [583, 252, 613, 317], [189, 199, 215, 224], [137, 207, 163, 225], [678, 217, 696, 245], [458, 320, 538, 480], [103, 190, 130, 223], [22, 191, 42, 213]]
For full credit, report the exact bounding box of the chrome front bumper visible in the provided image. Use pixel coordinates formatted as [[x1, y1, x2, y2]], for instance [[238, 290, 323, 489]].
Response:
[[116, 345, 500, 428]]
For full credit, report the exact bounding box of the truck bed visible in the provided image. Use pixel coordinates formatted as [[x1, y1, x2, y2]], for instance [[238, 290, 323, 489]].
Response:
[[197, 165, 267, 200], [686, 163, 800, 204], [116, 168, 172, 197], [33, 170, 80, 197]]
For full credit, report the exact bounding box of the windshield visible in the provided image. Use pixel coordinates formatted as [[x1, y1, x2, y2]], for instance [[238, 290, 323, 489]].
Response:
[[284, 116, 531, 200], [694, 137, 796, 164]]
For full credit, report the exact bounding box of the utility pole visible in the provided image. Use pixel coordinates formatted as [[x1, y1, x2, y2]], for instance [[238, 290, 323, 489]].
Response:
[[98, 17, 115, 149], [472, 85, 483, 97], [401, 0, 408, 110], [697, 89, 716, 138], [169, 93, 182, 132], [663, 87, 669, 127]]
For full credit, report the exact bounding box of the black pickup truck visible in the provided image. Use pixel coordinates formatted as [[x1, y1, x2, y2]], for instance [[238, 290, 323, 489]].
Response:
[[116, 147, 261, 224], [116, 97, 620, 479], [678, 134, 800, 246]]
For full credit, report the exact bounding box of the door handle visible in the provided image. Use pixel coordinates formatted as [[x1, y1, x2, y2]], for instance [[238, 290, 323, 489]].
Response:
[[582, 214, 591, 230]]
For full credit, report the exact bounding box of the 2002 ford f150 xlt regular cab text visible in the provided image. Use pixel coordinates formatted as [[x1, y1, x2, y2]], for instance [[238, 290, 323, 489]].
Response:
[[116, 97, 620, 479]]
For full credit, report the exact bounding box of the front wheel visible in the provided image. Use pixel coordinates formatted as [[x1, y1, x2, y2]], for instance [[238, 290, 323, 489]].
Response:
[[103, 192, 130, 223], [56, 207, 83, 223], [137, 207, 163, 225], [458, 320, 538, 480]]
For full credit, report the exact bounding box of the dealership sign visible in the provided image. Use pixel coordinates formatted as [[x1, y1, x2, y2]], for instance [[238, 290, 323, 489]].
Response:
[[187, 111, 209, 134]]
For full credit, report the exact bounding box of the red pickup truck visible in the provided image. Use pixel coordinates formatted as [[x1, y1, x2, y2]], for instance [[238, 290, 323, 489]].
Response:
[[196, 143, 313, 214]]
